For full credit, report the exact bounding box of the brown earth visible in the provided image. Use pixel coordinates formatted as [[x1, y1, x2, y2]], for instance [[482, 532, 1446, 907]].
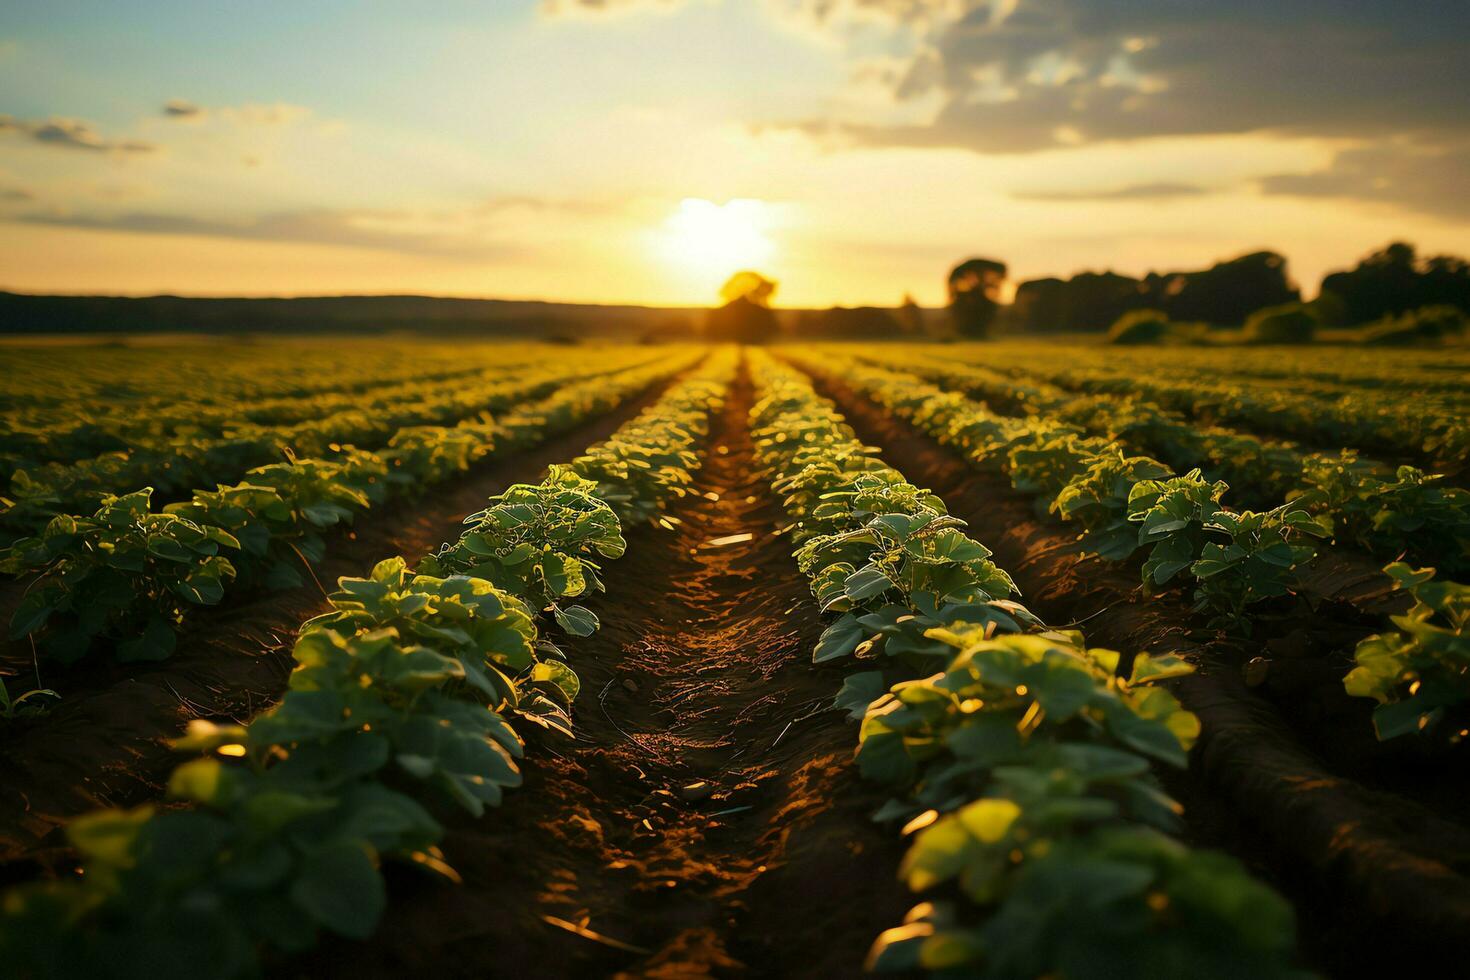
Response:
[[802, 365, 1470, 978], [0, 376, 678, 869], [295, 362, 912, 979]]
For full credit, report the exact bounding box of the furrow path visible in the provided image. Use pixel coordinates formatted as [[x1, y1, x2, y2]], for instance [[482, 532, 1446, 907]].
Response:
[[303, 360, 907, 979]]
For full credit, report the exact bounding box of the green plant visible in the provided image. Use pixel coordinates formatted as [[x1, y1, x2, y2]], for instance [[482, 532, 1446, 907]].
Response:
[[1128, 472, 1326, 631], [3, 489, 239, 662], [1344, 563, 1470, 740], [0, 677, 59, 720], [419, 468, 626, 636], [1052, 448, 1174, 560], [1295, 453, 1470, 575]]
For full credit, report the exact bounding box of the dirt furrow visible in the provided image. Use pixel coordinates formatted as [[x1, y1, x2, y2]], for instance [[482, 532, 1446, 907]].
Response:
[[302, 361, 908, 979]]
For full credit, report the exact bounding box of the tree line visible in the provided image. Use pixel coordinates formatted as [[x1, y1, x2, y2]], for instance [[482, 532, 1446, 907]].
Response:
[[949, 242, 1470, 338]]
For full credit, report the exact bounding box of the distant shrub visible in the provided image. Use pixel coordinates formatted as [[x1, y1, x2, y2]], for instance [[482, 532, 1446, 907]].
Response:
[[1360, 305, 1469, 346], [1105, 311, 1213, 345], [1107, 309, 1173, 345], [1243, 303, 1317, 344]]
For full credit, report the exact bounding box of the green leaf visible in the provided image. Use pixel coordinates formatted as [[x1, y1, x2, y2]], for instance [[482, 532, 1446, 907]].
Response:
[[289, 842, 386, 939], [552, 603, 598, 637]]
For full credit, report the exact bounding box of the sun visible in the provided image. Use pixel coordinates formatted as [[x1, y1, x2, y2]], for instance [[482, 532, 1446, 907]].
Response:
[[656, 198, 776, 286]]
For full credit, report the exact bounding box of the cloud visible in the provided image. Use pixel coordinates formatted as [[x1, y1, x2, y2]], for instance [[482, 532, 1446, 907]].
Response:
[[0, 186, 34, 201], [763, 1, 1470, 218], [14, 207, 520, 259], [818, 2, 1470, 148], [158, 100, 312, 126], [541, 0, 689, 17], [1013, 180, 1208, 202], [221, 102, 312, 126], [162, 99, 205, 120], [1260, 138, 1470, 221], [0, 114, 157, 153]]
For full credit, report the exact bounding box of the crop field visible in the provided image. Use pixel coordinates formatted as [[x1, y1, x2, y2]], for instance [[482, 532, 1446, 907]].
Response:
[[0, 336, 1467, 978]]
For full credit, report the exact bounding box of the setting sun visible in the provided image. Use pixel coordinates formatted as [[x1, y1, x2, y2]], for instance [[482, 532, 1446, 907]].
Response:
[[656, 198, 776, 286]]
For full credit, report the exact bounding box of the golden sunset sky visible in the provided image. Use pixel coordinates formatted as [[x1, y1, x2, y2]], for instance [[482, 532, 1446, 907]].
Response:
[[1, 1, 1466, 307]]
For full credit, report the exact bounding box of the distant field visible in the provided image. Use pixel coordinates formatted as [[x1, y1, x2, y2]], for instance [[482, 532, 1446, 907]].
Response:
[[1, 337, 1467, 977]]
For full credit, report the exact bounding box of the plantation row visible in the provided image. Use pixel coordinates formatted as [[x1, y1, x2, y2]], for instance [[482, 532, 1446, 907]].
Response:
[[0, 340, 558, 413], [958, 340, 1470, 396], [787, 349, 1468, 743], [943, 343, 1469, 467], [2, 352, 698, 678], [0, 343, 554, 474], [837, 346, 1469, 573], [746, 351, 1300, 976], [1, 347, 678, 537], [0, 350, 738, 976]]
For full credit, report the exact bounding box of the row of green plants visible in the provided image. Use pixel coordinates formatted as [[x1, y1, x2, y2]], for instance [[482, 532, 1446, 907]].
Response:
[[0, 350, 736, 978], [800, 352, 1470, 744], [858, 347, 1469, 575], [973, 339, 1469, 393], [970, 346, 1468, 468], [0, 350, 669, 537], [0, 342, 559, 469], [1, 353, 700, 672], [790, 351, 1330, 634], [745, 351, 1301, 979]]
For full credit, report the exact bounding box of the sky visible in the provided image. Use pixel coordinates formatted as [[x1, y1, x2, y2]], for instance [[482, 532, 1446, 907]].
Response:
[[0, 0, 1467, 308]]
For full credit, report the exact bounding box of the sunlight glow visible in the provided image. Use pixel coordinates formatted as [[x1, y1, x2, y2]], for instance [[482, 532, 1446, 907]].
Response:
[[656, 198, 776, 286]]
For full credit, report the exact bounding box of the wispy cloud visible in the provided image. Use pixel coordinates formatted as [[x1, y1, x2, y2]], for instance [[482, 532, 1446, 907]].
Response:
[[541, 0, 690, 17], [160, 99, 312, 126], [162, 99, 205, 120], [15, 207, 523, 258], [1013, 181, 1209, 202], [0, 115, 157, 154], [1260, 138, 1470, 220]]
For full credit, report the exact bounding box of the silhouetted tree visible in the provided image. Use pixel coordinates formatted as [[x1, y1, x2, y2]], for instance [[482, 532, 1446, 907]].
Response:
[[1007, 251, 1298, 333], [1141, 251, 1298, 325], [1012, 272, 1141, 333], [1319, 243, 1470, 324], [794, 306, 900, 338], [948, 257, 1007, 338], [899, 293, 925, 335], [706, 271, 779, 344]]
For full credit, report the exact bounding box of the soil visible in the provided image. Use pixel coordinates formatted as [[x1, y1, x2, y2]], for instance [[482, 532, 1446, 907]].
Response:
[[802, 366, 1470, 977], [0, 377, 678, 868], [295, 362, 912, 979]]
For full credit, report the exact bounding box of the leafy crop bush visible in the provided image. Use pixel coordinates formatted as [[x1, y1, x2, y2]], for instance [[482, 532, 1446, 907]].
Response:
[[1295, 452, 1470, 576], [860, 629, 1294, 979], [1345, 564, 1469, 741], [1052, 448, 1174, 560], [420, 469, 626, 637], [1360, 305, 1468, 345], [1243, 303, 1317, 344], [1128, 472, 1327, 632], [3, 489, 238, 662]]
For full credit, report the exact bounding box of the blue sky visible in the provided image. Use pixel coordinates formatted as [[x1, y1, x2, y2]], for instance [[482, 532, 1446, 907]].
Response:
[[1, 0, 1466, 305]]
